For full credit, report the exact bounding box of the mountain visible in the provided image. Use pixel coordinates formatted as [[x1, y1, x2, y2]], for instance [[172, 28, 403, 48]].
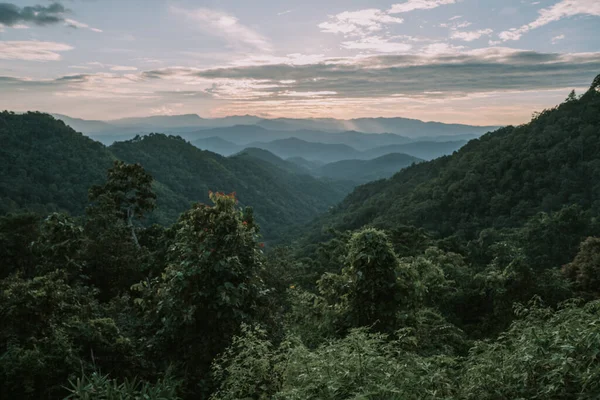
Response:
[[243, 137, 464, 163], [0, 112, 115, 215], [109, 134, 352, 238], [109, 114, 205, 129], [287, 156, 324, 170], [233, 148, 310, 175], [256, 118, 343, 132], [0, 113, 352, 239], [186, 125, 413, 150], [363, 140, 467, 161], [186, 125, 283, 145], [315, 153, 422, 184], [193, 136, 242, 156], [305, 78, 600, 239], [52, 113, 496, 142], [186, 125, 470, 152], [255, 116, 498, 136], [52, 114, 115, 134], [109, 114, 265, 130], [346, 117, 499, 136], [248, 137, 361, 163], [197, 115, 262, 127]]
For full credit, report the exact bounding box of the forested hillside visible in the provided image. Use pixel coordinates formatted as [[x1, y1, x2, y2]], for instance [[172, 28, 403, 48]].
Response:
[[1, 76, 600, 400], [110, 134, 350, 237], [311, 80, 600, 239], [0, 112, 115, 215], [314, 153, 422, 184], [0, 114, 350, 239]]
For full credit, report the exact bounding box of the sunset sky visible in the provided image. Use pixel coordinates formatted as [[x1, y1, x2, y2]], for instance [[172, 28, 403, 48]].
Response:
[[1, 0, 599, 124]]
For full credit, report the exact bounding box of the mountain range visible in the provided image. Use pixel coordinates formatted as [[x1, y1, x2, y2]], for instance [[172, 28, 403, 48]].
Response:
[[193, 136, 465, 163], [0, 112, 354, 239], [50, 112, 496, 168], [53, 113, 498, 139]]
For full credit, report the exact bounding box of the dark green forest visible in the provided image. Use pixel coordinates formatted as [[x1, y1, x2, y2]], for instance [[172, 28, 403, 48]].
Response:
[[0, 116, 349, 240], [1, 75, 600, 399]]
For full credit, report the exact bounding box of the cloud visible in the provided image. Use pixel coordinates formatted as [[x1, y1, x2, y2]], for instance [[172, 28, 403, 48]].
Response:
[[133, 48, 600, 103], [170, 6, 271, 52], [150, 103, 184, 116], [0, 2, 67, 26], [6, 47, 598, 104], [499, 0, 600, 41], [319, 9, 403, 37], [440, 20, 471, 28], [389, 0, 457, 14], [0, 41, 73, 61], [552, 34, 566, 44], [110, 66, 138, 71], [341, 36, 412, 53], [451, 28, 493, 41], [0, 2, 101, 32], [277, 9, 293, 16], [280, 91, 338, 98], [3, 49, 598, 124], [64, 18, 102, 32], [421, 42, 465, 54]]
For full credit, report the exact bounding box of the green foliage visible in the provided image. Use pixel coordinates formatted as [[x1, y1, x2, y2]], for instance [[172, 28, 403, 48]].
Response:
[[460, 299, 600, 400], [0, 212, 40, 278], [264, 328, 456, 400], [82, 161, 157, 299], [89, 160, 156, 228], [0, 111, 114, 215], [110, 133, 350, 239], [210, 325, 281, 400], [0, 113, 350, 240], [212, 302, 600, 400], [519, 205, 592, 270], [2, 79, 600, 400], [0, 271, 138, 399], [318, 228, 419, 333], [134, 192, 269, 397], [64, 372, 180, 400], [33, 213, 85, 278], [563, 237, 600, 297]]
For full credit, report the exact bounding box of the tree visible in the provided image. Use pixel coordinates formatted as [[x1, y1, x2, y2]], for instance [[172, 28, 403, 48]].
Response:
[[563, 237, 600, 297], [0, 271, 138, 399], [319, 228, 419, 333], [32, 213, 85, 279], [519, 205, 591, 271], [0, 213, 40, 279], [83, 162, 156, 299], [136, 192, 268, 396], [88, 161, 156, 248]]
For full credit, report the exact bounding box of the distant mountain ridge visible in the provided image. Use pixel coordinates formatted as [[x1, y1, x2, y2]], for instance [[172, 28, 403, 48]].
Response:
[[192, 136, 466, 163], [51, 113, 499, 139], [255, 116, 499, 136], [313, 153, 423, 184]]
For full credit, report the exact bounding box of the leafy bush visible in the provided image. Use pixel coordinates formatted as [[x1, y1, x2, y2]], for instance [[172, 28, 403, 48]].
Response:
[[64, 372, 180, 400]]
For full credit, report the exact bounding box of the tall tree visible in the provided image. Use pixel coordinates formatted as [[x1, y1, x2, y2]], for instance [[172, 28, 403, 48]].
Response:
[[88, 161, 156, 247]]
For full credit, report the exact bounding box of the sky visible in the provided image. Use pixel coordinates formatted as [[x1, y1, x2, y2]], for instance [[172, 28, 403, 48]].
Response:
[[0, 0, 599, 125]]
